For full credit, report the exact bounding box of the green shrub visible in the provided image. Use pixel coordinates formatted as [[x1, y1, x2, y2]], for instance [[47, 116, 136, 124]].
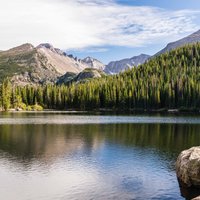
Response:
[[32, 104, 43, 111], [26, 105, 32, 111], [18, 103, 27, 110]]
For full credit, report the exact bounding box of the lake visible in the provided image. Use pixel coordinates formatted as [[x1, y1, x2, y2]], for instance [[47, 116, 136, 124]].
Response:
[[0, 112, 200, 200]]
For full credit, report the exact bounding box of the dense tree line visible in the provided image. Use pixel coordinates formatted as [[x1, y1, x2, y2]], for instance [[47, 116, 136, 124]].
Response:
[[1, 43, 200, 111]]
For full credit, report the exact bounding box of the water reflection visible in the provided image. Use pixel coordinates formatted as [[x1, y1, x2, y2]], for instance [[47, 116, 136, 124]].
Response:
[[0, 123, 199, 163], [0, 116, 200, 199]]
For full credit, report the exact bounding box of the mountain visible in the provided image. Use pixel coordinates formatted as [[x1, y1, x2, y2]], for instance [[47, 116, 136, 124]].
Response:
[[0, 43, 89, 86], [57, 68, 106, 85], [67, 55, 105, 70], [10, 42, 200, 111], [155, 29, 200, 56], [104, 54, 150, 74], [82, 57, 105, 70], [56, 72, 77, 85]]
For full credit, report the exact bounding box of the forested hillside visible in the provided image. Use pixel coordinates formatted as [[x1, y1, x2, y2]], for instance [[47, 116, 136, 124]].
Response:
[[1, 43, 200, 111]]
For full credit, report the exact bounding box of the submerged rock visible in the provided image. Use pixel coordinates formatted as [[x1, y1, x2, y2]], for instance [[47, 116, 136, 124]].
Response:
[[176, 147, 200, 199]]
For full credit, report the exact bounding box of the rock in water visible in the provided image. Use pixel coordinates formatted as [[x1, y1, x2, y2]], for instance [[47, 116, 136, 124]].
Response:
[[192, 196, 200, 200], [176, 147, 200, 187], [176, 147, 200, 199]]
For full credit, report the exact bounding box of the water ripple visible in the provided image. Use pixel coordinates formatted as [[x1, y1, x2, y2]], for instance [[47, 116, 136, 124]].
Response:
[[0, 114, 199, 124]]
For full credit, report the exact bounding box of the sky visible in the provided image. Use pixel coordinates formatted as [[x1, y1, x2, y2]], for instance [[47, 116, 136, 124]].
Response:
[[0, 0, 200, 64]]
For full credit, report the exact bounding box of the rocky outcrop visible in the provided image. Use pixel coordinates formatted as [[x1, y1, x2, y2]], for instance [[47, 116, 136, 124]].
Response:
[[82, 57, 105, 71], [57, 68, 105, 85], [74, 68, 104, 83], [176, 147, 200, 200], [56, 72, 77, 85]]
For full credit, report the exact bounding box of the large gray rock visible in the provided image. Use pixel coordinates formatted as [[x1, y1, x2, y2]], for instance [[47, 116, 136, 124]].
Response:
[[176, 147, 200, 187], [192, 196, 200, 200]]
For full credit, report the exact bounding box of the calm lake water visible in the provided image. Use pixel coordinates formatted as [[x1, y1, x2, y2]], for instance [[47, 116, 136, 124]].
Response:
[[0, 112, 200, 200]]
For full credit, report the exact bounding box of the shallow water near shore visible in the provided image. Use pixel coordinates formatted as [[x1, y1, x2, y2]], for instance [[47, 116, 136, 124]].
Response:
[[0, 112, 200, 200]]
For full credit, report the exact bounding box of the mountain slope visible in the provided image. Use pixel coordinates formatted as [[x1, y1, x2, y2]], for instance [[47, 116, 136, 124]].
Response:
[[155, 30, 200, 56], [82, 57, 105, 70], [2, 42, 200, 111], [104, 54, 150, 74], [0, 43, 88, 86], [37, 44, 88, 74], [52, 43, 200, 110]]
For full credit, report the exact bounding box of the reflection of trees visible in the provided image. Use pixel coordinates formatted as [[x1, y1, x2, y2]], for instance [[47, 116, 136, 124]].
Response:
[[100, 123, 200, 170], [102, 124, 200, 154], [0, 123, 200, 165], [0, 124, 105, 163]]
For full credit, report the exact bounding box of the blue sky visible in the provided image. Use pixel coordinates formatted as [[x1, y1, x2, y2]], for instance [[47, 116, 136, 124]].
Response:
[[116, 0, 200, 10], [0, 0, 200, 64], [69, 0, 200, 64]]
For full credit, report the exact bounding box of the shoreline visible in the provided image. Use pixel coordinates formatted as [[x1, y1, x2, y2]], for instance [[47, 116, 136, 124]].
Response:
[[1, 108, 200, 114]]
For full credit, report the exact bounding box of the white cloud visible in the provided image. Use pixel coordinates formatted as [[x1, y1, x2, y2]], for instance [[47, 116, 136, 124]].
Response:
[[0, 0, 199, 50], [74, 47, 109, 53]]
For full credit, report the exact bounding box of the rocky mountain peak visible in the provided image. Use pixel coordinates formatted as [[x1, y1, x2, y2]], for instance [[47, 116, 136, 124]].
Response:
[[82, 56, 105, 70], [37, 43, 66, 56], [138, 53, 149, 57], [83, 56, 95, 62], [130, 54, 150, 60], [104, 54, 150, 74], [37, 43, 54, 50], [7, 43, 34, 54]]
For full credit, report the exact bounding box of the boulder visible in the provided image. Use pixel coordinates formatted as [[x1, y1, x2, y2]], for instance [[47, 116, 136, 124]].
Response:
[[176, 147, 200, 187], [192, 196, 200, 200], [176, 147, 200, 200]]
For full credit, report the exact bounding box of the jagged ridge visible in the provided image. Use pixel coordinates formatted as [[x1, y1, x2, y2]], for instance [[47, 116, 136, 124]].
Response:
[[104, 54, 150, 74]]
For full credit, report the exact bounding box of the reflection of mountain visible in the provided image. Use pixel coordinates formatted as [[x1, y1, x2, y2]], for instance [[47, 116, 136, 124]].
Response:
[[0, 124, 105, 164], [0, 123, 200, 166]]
